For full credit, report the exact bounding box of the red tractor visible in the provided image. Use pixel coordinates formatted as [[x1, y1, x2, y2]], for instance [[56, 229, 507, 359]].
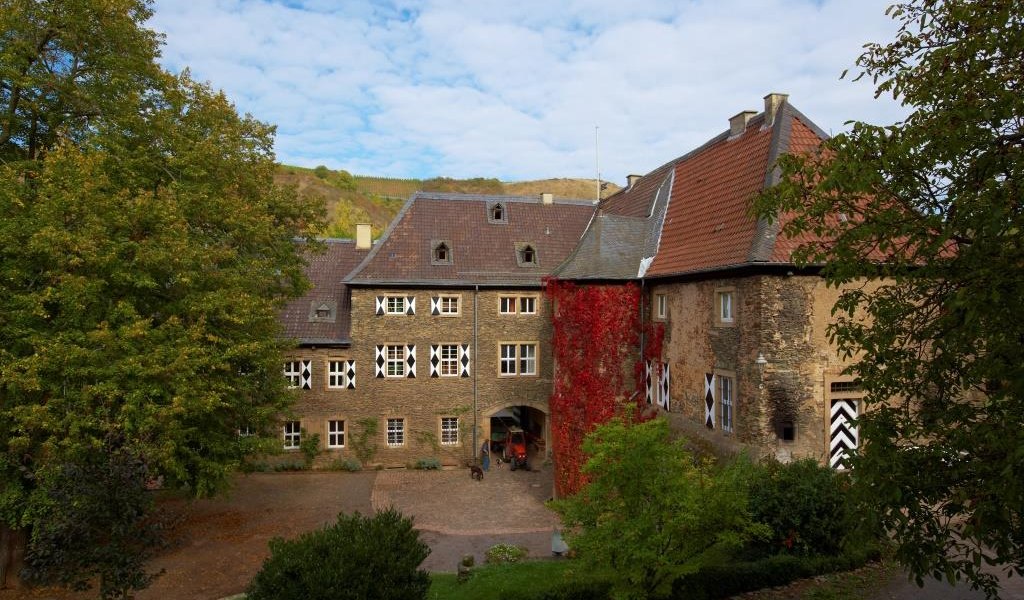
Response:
[[503, 427, 529, 471]]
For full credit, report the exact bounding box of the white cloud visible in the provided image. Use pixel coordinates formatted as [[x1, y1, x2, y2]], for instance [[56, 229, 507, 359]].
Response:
[[151, 0, 906, 183]]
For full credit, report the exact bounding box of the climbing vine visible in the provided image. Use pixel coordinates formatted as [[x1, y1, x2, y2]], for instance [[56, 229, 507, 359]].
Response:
[[546, 280, 664, 496]]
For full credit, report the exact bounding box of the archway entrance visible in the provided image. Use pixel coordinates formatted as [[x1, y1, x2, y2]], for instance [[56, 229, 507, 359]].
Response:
[[483, 404, 548, 470]]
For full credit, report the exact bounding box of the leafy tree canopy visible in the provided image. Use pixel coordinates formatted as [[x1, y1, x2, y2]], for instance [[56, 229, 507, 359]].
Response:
[[0, 0, 322, 595], [754, 1, 1024, 595]]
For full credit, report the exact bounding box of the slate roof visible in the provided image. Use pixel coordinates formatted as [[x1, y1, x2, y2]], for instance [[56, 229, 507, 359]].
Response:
[[555, 98, 828, 281], [346, 192, 597, 287], [279, 239, 370, 346]]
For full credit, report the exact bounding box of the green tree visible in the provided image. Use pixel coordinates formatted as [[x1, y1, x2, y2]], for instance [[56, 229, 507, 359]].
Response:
[[0, 0, 322, 595], [552, 417, 766, 600], [754, 1, 1024, 595]]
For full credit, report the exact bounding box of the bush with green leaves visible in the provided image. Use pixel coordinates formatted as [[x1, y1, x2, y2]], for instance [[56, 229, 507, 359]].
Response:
[[748, 459, 849, 557], [414, 457, 441, 470], [485, 543, 528, 564], [247, 508, 430, 600]]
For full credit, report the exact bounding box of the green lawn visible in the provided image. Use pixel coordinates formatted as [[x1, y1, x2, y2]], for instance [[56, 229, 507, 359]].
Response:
[[428, 560, 579, 600]]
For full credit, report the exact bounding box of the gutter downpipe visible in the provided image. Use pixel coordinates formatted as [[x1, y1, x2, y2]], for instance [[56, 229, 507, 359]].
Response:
[[473, 285, 479, 461], [640, 278, 646, 370]]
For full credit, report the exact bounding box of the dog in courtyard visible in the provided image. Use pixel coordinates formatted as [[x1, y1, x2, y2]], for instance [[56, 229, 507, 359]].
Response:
[[469, 465, 484, 481]]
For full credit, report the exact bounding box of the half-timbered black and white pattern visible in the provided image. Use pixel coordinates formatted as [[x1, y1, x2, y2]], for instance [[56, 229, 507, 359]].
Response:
[[829, 399, 858, 469], [704, 373, 715, 428]]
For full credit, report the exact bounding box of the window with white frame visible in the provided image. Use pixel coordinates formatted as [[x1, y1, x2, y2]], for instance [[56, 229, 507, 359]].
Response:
[[440, 417, 459, 446], [719, 375, 735, 433], [386, 418, 405, 446], [655, 293, 667, 320], [283, 421, 301, 449], [499, 296, 516, 314], [519, 296, 536, 314], [328, 360, 348, 389], [499, 343, 537, 376], [386, 345, 406, 377], [439, 344, 459, 376], [283, 361, 303, 388], [716, 290, 735, 325], [327, 420, 345, 448], [438, 295, 459, 315], [386, 296, 407, 315]]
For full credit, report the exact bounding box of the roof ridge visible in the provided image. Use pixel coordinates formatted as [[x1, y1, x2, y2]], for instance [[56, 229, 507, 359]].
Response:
[[412, 191, 595, 205]]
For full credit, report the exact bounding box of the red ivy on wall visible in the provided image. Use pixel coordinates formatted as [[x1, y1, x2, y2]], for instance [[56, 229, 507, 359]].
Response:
[[546, 279, 664, 497]]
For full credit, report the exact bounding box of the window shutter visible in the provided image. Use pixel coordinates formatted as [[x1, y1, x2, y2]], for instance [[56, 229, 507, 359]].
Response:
[[430, 297, 440, 315], [704, 373, 716, 429], [429, 345, 440, 378], [346, 360, 356, 389], [406, 296, 416, 315], [830, 400, 858, 470], [300, 360, 312, 390], [660, 362, 670, 410], [407, 344, 416, 378], [375, 296, 385, 316], [460, 344, 470, 377], [375, 345, 385, 378], [644, 360, 652, 404]]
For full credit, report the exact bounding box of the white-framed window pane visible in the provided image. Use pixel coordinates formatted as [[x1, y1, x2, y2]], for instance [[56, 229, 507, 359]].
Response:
[[387, 345, 406, 377], [387, 418, 405, 446], [283, 361, 301, 388], [386, 296, 406, 314], [499, 297, 516, 314], [519, 296, 536, 314], [720, 292, 733, 322], [328, 360, 347, 388], [283, 421, 301, 449], [519, 344, 536, 375], [440, 344, 459, 376], [441, 417, 459, 445], [328, 420, 345, 448], [720, 377, 734, 432], [500, 344, 517, 374], [656, 294, 667, 319], [440, 296, 459, 314]]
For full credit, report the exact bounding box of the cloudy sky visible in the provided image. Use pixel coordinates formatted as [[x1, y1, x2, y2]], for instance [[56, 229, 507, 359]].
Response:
[[150, 0, 907, 184]]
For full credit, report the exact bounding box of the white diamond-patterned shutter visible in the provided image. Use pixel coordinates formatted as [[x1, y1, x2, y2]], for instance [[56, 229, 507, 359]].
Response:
[[659, 362, 670, 410], [644, 360, 653, 404], [374, 345, 385, 378], [375, 296, 385, 315], [406, 296, 416, 315], [704, 373, 715, 428], [406, 344, 416, 378], [429, 344, 440, 378], [460, 344, 470, 377], [300, 360, 312, 390], [346, 360, 355, 389], [430, 297, 440, 315], [829, 399, 858, 470]]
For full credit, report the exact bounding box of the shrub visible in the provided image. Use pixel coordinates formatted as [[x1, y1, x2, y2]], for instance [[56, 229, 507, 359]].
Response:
[[328, 457, 363, 472], [485, 544, 528, 564], [313, 164, 330, 179], [748, 459, 848, 556], [299, 430, 320, 466], [247, 508, 430, 600], [414, 458, 441, 470]]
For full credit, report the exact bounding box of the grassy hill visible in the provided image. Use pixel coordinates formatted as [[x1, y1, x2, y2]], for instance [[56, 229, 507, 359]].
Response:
[[276, 165, 620, 239]]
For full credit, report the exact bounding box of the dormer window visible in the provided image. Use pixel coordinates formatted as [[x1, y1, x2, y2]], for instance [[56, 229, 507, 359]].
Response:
[[431, 239, 453, 265], [515, 242, 538, 267], [487, 201, 508, 224], [308, 300, 337, 323], [315, 304, 331, 319]]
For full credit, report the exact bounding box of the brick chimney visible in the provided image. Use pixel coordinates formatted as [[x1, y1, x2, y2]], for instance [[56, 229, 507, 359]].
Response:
[[729, 110, 757, 137], [355, 223, 372, 249], [763, 93, 789, 128], [541, 193, 554, 205]]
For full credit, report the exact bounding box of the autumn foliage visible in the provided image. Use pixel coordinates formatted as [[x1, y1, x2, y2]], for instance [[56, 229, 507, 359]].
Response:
[[546, 280, 663, 496]]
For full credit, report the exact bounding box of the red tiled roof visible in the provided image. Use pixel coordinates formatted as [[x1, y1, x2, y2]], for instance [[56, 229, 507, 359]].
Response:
[[348, 193, 596, 286], [769, 116, 829, 263], [279, 240, 369, 344], [601, 159, 676, 218]]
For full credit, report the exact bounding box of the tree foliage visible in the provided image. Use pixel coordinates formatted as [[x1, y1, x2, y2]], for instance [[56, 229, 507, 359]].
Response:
[[552, 418, 766, 600], [0, 0, 321, 594], [753, 1, 1024, 595]]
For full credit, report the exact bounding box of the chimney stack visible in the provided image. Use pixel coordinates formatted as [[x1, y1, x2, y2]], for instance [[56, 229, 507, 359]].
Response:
[[541, 193, 554, 205], [729, 111, 757, 137], [626, 174, 642, 188], [355, 223, 372, 249], [763, 92, 789, 128]]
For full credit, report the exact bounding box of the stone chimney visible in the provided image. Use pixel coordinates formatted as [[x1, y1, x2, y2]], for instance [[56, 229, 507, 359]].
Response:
[[627, 174, 643, 188], [355, 223, 372, 249], [541, 193, 554, 205], [729, 111, 757, 137], [763, 92, 789, 128]]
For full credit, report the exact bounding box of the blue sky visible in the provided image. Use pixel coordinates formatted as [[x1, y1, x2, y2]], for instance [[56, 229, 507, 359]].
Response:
[[150, 0, 906, 184]]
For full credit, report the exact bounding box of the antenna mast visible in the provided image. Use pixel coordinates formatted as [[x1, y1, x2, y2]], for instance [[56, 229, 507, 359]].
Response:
[[595, 125, 601, 202]]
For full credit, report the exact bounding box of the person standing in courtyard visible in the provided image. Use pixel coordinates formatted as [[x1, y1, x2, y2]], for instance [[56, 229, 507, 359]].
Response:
[[481, 440, 490, 471]]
